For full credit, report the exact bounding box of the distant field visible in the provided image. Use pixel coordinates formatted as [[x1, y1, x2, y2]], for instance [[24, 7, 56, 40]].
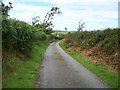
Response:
[[51, 30, 75, 37]]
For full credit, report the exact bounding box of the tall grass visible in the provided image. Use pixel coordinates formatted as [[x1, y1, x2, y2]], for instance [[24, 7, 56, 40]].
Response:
[[3, 43, 49, 88]]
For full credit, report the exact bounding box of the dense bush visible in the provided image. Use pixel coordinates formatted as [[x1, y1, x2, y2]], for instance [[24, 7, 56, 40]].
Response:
[[65, 28, 118, 55], [2, 16, 47, 56]]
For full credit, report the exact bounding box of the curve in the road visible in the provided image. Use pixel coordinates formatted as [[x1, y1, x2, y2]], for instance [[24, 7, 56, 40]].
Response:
[[36, 42, 111, 88]]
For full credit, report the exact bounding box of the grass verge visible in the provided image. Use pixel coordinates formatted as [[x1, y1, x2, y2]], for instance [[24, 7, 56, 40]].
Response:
[[59, 40, 118, 88], [3, 42, 49, 88]]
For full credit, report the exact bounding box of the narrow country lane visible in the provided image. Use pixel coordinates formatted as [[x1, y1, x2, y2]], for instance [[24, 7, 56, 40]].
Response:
[[36, 42, 111, 88]]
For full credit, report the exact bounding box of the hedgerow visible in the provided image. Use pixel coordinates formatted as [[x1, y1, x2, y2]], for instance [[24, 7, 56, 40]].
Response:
[[2, 16, 47, 56], [65, 28, 118, 55]]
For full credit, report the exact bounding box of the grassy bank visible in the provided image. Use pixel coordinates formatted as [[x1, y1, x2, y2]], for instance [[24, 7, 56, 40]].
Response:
[[59, 40, 118, 88], [3, 43, 49, 88]]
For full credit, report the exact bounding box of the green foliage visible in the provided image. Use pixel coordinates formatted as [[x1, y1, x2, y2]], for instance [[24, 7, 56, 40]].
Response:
[[2, 17, 47, 56], [2, 13, 49, 88], [65, 28, 118, 55], [44, 27, 53, 34], [47, 34, 56, 42]]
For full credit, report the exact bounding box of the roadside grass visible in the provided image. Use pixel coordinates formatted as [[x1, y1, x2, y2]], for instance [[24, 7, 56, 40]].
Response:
[[3, 43, 49, 88], [59, 40, 118, 88]]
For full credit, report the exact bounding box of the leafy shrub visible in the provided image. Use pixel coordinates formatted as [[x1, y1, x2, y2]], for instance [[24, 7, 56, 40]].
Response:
[[2, 16, 47, 57], [64, 28, 118, 55]]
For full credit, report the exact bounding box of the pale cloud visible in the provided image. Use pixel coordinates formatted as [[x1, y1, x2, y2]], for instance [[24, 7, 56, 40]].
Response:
[[52, 6, 117, 30], [3, 0, 118, 31], [9, 3, 51, 24], [39, 0, 118, 5]]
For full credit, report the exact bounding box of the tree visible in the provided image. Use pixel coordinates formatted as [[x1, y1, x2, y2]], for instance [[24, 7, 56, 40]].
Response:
[[1, 2, 13, 16], [77, 21, 85, 31], [32, 7, 62, 34], [65, 27, 67, 31], [43, 7, 62, 27]]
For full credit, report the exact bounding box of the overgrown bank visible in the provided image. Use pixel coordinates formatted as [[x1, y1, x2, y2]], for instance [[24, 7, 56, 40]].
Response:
[[59, 28, 119, 88], [2, 11, 49, 88], [2, 2, 62, 88], [2, 16, 50, 87], [3, 43, 49, 88], [1, 2, 64, 88], [64, 28, 119, 70], [59, 40, 118, 88]]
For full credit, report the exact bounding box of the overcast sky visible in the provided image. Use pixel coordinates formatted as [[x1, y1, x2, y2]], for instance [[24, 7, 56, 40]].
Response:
[[3, 0, 119, 31]]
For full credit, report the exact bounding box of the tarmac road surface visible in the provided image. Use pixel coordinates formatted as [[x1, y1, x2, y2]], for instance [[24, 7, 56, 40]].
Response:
[[36, 42, 111, 88]]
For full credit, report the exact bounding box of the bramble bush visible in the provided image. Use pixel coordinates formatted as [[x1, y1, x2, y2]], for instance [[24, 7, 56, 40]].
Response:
[[65, 28, 118, 55]]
